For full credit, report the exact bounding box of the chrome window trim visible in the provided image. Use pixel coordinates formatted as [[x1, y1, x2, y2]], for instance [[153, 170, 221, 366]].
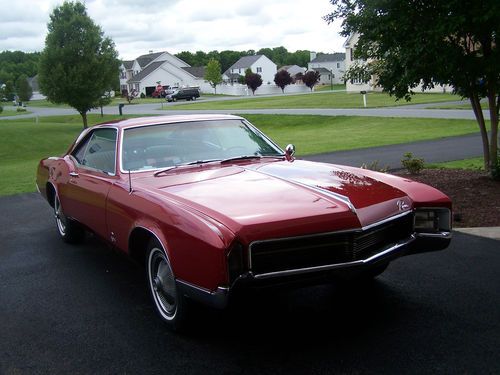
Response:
[[248, 210, 413, 272], [70, 126, 119, 176], [118, 119, 284, 175]]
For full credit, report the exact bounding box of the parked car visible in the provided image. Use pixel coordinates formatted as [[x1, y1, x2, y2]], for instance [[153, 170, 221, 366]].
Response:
[[36, 114, 452, 330], [166, 87, 200, 102]]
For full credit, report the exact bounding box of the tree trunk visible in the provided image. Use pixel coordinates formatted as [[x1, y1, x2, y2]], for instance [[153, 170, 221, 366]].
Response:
[[80, 111, 88, 129], [487, 88, 499, 173], [470, 93, 490, 170]]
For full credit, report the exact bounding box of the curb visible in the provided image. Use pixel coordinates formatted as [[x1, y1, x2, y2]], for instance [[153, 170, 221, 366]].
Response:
[[454, 227, 500, 241]]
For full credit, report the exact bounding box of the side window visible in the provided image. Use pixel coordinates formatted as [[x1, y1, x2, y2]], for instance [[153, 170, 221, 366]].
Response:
[[72, 128, 117, 174]]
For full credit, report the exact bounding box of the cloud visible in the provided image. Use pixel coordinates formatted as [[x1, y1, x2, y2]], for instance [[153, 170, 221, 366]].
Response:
[[0, 0, 346, 59]]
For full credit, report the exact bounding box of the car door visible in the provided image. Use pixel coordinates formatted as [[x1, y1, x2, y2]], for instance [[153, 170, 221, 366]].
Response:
[[60, 128, 118, 240]]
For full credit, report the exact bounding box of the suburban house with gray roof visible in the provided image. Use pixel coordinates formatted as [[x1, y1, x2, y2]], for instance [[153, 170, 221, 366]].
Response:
[[278, 65, 306, 80], [307, 52, 346, 85], [119, 51, 206, 96], [223, 55, 277, 84]]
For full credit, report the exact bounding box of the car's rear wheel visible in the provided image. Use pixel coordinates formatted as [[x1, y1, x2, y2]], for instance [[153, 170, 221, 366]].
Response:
[[146, 239, 187, 330], [54, 194, 84, 243]]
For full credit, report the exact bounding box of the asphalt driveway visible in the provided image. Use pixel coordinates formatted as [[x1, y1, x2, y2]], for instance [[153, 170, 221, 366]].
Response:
[[1, 193, 499, 374]]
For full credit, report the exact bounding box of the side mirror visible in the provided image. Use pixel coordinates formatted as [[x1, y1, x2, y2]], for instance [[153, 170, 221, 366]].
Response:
[[285, 144, 295, 161]]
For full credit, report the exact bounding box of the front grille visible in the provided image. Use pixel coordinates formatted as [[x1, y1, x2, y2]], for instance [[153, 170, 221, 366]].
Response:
[[250, 212, 414, 276]]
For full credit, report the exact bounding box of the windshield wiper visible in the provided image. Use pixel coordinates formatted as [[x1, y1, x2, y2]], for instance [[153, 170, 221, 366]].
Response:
[[221, 154, 284, 164], [153, 165, 179, 176], [185, 159, 221, 165], [154, 159, 221, 177]]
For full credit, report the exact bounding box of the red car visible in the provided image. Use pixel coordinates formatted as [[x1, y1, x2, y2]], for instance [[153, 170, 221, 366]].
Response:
[[36, 114, 452, 329]]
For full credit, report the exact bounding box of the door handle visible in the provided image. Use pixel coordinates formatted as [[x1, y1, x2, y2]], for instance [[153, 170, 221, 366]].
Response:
[[69, 171, 79, 177]]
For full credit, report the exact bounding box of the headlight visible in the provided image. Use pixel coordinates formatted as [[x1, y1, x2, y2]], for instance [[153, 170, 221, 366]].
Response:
[[414, 208, 451, 232]]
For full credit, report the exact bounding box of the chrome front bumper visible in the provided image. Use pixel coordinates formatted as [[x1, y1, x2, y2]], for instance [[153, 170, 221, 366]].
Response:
[[177, 230, 451, 310]]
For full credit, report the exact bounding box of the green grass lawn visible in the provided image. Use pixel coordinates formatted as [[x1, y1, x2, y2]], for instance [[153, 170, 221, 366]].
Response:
[[24, 99, 71, 108], [0, 109, 32, 117], [243, 114, 484, 155], [429, 102, 490, 110], [0, 114, 133, 195], [427, 157, 485, 170], [314, 84, 347, 91], [0, 113, 484, 196], [166, 91, 461, 110]]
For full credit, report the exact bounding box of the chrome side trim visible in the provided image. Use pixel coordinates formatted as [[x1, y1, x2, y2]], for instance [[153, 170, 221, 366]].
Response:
[[176, 279, 229, 309], [416, 231, 452, 239], [362, 210, 412, 231], [251, 167, 357, 213], [252, 235, 416, 280]]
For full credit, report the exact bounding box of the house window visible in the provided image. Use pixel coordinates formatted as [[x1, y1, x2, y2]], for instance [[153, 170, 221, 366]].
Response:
[[239, 68, 241, 74], [350, 49, 353, 61], [120, 70, 126, 79], [337, 62, 340, 68], [135, 83, 140, 91], [256, 67, 262, 73], [351, 74, 363, 84]]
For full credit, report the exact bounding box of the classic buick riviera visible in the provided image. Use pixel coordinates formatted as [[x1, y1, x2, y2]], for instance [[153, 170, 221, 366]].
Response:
[[36, 114, 451, 329]]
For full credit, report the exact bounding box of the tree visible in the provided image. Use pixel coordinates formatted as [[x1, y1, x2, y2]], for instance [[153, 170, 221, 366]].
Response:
[[326, 0, 500, 175], [303, 71, 321, 91], [204, 59, 222, 94], [38, 1, 120, 129], [274, 70, 293, 93], [3, 80, 15, 101], [16, 74, 33, 102], [245, 72, 263, 95]]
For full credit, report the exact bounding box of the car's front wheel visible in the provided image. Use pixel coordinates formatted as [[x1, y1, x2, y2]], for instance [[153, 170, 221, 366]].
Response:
[[146, 239, 188, 330], [54, 193, 84, 243]]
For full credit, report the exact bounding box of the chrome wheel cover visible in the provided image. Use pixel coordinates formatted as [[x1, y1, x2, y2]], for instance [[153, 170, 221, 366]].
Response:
[[148, 247, 177, 320], [54, 195, 67, 236]]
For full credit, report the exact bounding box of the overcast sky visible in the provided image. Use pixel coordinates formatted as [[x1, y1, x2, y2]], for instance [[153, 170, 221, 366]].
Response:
[[0, 0, 346, 60]]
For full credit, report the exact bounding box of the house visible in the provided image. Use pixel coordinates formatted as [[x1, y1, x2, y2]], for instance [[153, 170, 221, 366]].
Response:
[[343, 33, 377, 92], [223, 55, 277, 84], [278, 65, 306, 80], [119, 51, 207, 96], [344, 32, 453, 93], [119, 60, 141, 94], [307, 52, 345, 84]]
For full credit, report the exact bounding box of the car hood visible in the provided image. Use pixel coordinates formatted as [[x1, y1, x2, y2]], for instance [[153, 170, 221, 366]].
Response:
[[134, 160, 412, 242]]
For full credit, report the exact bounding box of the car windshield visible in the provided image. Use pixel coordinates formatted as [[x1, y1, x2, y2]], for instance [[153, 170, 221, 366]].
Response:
[[121, 119, 284, 172]]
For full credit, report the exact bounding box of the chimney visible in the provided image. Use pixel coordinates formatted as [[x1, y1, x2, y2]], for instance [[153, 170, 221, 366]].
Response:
[[149, 50, 153, 54], [310, 51, 317, 61]]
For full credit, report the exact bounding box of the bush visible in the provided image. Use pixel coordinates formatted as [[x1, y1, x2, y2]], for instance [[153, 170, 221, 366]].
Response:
[[16, 107, 27, 112], [140, 92, 145, 99], [360, 160, 389, 173], [401, 152, 424, 174], [0, 105, 3, 114]]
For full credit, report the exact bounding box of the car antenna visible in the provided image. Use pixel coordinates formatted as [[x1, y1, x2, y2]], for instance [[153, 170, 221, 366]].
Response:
[[128, 169, 133, 193]]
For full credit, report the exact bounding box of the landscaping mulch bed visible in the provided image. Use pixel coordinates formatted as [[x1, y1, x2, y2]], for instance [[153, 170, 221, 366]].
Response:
[[396, 169, 500, 228]]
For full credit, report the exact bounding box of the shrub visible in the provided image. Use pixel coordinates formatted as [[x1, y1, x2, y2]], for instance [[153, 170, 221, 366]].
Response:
[[401, 152, 424, 174], [0, 105, 3, 114], [140, 92, 146, 99], [16, 107, 27, 112], [360, 160, 389, 173]]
